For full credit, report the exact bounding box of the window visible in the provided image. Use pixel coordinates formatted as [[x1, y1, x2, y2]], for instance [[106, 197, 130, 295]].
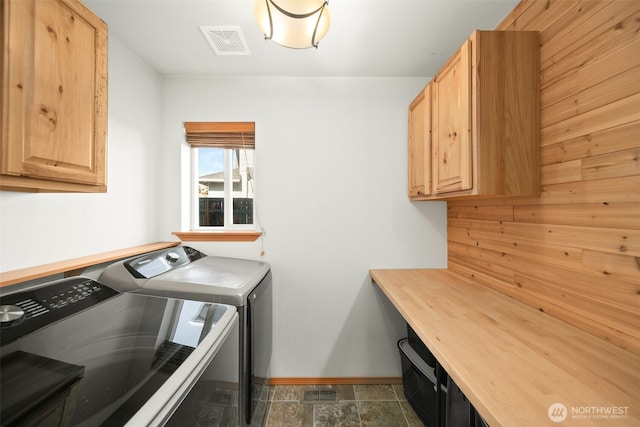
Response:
[[184, 122, 256, 231]]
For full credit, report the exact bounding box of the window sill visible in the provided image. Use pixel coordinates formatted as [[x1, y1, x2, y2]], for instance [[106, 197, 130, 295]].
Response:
[[172, 231, 262, 242]]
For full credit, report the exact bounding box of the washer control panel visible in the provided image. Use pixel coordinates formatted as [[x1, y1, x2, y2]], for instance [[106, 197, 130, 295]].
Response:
[[124, 246, 205, 279], [0, 278, 119, 346]]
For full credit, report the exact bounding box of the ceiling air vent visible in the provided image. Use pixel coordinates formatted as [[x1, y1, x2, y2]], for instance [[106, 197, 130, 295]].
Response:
[[200, 25, 250, 56]]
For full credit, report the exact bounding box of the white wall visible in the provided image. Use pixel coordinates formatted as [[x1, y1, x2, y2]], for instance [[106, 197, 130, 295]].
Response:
[[0, 37, 165, 271], [161, 76, 447, 377], [1, 46, 448, 377]]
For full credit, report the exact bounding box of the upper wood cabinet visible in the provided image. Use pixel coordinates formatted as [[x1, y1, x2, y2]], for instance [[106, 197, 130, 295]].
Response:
[[409, 30, 540, 200], [432, 39, 472, 195], [408, 83, 431, 198], [1, 0, 108, 192]]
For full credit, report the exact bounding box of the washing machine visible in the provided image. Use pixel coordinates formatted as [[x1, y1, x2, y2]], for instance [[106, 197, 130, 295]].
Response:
[[0, 276, 238, 426], [99, 245, 272, 427]]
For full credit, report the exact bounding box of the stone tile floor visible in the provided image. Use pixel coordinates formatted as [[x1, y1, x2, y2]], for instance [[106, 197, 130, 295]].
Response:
[[264, 384, 425, 427]]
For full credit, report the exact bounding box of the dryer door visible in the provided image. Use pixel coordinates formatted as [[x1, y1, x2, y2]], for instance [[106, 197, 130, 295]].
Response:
[[246, 271, 272, 424]]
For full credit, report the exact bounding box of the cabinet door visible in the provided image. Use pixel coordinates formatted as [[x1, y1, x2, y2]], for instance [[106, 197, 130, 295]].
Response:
[[408, 84, 431, 198], [1, 0, 107, 189], [432, 40, 472, 194]]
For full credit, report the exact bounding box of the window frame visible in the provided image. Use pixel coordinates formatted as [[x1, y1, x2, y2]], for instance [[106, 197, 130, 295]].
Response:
[[173, 121, 261, 242], [190, 146, 256, 231]]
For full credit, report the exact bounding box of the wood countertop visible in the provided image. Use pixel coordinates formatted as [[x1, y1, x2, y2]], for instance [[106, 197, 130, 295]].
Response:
[[369, 269, 640, 427]]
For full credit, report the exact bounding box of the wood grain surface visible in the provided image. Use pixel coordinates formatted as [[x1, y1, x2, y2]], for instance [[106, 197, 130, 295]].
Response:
[[370, 268, 640, 427], [448, 0, 640, 355]]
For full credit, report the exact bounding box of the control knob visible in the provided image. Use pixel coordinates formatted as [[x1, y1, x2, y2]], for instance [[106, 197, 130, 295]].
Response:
[[0, 305, 25, 326], [166, 252, 180, 263]]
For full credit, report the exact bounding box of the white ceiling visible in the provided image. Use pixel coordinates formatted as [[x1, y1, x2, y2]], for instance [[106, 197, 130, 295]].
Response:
[[83, 0, 519, 77]]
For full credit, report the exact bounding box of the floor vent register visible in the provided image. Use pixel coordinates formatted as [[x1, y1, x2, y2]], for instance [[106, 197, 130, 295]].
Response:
[[302, 389, 338, 403]]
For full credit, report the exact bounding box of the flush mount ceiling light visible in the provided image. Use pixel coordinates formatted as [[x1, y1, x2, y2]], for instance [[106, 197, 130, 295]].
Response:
[[254, 0, 330, 49]]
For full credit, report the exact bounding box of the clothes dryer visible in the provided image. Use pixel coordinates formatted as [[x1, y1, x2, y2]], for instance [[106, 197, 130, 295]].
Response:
[[100, 245, 272, 427]]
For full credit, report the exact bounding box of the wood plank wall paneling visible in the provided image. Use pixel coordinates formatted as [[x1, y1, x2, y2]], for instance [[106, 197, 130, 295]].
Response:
[[447, 0, 640, 355]]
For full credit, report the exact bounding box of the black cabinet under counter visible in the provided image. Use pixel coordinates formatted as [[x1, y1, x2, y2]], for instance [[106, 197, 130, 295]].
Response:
[[399, 324, 488, 427], [398, 338, 440, 427]]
